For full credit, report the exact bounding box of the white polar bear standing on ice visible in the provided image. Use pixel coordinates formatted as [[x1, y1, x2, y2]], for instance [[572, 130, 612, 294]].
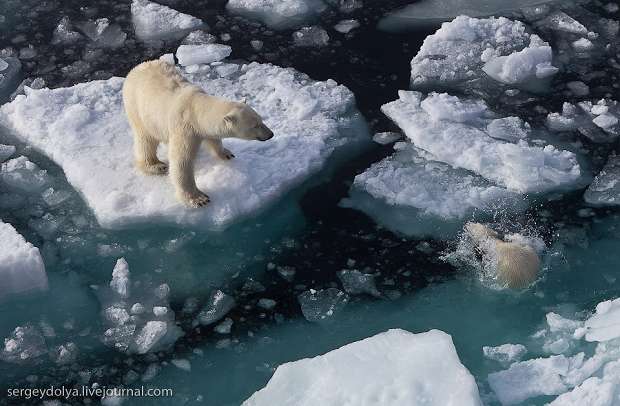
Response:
[[465, 222, 541, 289], [123, 60, 274, 208]]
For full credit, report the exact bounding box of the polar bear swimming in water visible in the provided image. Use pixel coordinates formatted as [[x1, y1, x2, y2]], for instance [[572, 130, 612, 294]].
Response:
[[123, 59, 274, 208], [465, 222, 541, 289]]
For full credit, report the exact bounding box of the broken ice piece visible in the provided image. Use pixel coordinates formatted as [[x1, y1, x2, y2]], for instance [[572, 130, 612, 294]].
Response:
[[298, 288, 349, 322]]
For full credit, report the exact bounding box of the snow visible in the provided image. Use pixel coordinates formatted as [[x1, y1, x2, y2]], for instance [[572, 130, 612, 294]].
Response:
[[409, 16, 557, 91], [378, 0, 561, 30], [0, 62, 367, 230], [226, 0, 327, 30], [342, 142, 522, 237], [131, 0, 206, 42], [584, 155, 620, 206], [584, 298, 620, 342], [176, 44, 232, 66], [0, 220, 48, 300], [243, 329, 482, 406], [381, 91, 582, 193]]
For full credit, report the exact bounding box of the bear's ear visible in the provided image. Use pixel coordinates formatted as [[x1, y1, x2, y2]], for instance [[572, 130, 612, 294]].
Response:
[[223, 112, 238, 126]]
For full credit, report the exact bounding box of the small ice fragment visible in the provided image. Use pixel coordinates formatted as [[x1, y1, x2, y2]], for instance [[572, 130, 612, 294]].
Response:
[[298, 288, 349, 322], [198, 290, 236, 326]]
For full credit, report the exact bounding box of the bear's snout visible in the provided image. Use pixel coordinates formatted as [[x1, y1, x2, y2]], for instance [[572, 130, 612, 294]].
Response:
[[257, 127, 274, 141]]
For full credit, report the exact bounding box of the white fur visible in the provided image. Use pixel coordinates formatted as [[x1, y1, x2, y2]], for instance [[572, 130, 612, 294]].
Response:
[[122, 60, 273, 208], [465, 222, 540, 289]]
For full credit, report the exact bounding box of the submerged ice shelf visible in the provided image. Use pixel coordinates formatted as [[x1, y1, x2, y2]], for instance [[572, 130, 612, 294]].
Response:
[[0, 220, 47, 300], [244, 329, 482, 406], [0, 61, 368, 230]]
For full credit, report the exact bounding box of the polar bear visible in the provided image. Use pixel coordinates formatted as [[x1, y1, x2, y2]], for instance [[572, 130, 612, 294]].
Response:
[[123, 60, 274, 208], [464, 222, 540, 289]]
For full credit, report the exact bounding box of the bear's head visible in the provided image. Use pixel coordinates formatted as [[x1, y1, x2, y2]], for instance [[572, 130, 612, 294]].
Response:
[[222, 103, 274, 142]]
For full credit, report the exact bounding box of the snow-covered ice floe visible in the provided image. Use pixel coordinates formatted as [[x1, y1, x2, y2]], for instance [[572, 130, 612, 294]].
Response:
[[226, 0, 327, 30], [243, 329, 482, 406], [381, 91, 581, 193], [487, 297, 620, 405], [0, 220, 48, 300], [0, 61, 368, 230], [131, 0, 206, 42], [343, 90, 583, 236], [379, 0, 565, 30], [408, 16, 558, 93]]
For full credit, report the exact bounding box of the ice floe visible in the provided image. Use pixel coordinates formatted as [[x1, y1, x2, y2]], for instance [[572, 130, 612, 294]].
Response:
[[409, 16, 558, 92], [0, 61, 368, 230], [381, 91, 582, 193], [0, 220, 48, 300], [487, 296, 620, 404], [131, 0, 206, 42], [226, 0, 327, 30], [243, 329, 482, 406], [547, 99, 620, 143]]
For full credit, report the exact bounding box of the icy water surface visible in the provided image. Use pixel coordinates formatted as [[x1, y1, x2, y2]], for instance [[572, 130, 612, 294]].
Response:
[[1, 0, 620, 405]]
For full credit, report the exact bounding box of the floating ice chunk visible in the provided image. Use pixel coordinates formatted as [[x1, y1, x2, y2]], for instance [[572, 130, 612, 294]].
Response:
[[214, 318, 233, 334], [372, 131, 401, 145], [171, 358, 191, 371], [585, 156, 620, 206], [175, 44, 232, 66], [409, 16, 555, 91], [76, 18, 127, 48], [257, 298, 276, 310], [483, 344, 527, 365], [0, 57, 21, 102], [567, 81, 590, 96], [382, 91, 582, 193], [488, 354, 581, 404], [0, 63, 367, 230], [134, 321, 168, 354], [379, 0, 562, 30], [343, 143, 521, 236], [337, 270, 381, 297], [542, 11, 588, 35], [0, 156, 50, 193], [226, 0, 327, 30], [584, 298, 620, 342], [131, 0, 206, 42], [110, 258, 131, 298], [547, 99, 620, 142], [334, 19, 360, 34], [482, 35, 558, 87], [1, 324, 47, 364], [182, 30, 217, 45], [292, 26, 329, 47], [243, 329, 482, 406], [298, 288, 349, 322], [486, 117, 531, 142], [0, 144, 16, 162], [572, 37, 594, 52], [52, 17, 83, 45], [50, 342, 78, 365], [198, 290, 236, 326], [0, 220, 48, 299]]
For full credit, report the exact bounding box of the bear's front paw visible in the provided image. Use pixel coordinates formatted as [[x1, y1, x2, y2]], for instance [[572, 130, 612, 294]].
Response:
[[147, 162, 169, 175], [182, 191, 210, 208], [218, 148, 235, 160]]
